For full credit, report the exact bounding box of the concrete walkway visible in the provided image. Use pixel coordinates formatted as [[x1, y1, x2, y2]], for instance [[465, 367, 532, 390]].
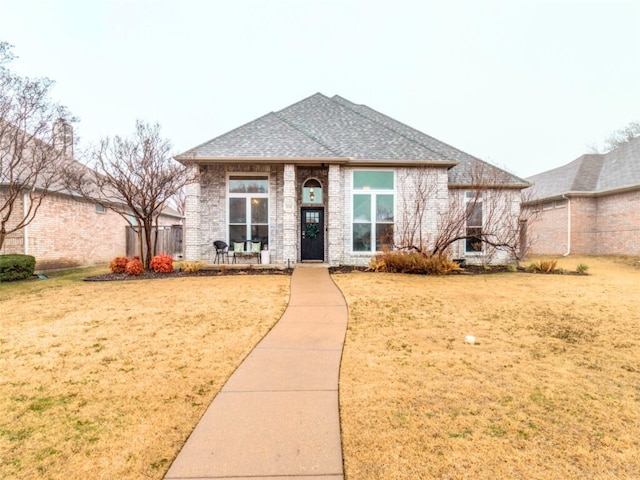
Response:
[[164, 265, 347, 480]]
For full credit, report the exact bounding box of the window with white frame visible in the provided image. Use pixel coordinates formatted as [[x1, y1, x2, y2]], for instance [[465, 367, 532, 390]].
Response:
[[465, 191, 483, 253], [228, 175, 269, 246], [352, 171, 394, 252]]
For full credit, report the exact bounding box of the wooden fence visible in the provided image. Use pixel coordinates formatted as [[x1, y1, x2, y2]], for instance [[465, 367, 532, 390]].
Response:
[[126, 225, 183, 260]]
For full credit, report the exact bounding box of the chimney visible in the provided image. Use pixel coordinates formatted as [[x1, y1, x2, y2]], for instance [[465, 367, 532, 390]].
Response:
[[53, 118, 74, 158]]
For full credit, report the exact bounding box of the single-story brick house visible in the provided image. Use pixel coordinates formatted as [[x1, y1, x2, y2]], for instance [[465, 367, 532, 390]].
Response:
[[177, 93, 528, 266], [523, 136, 640, 255], [1, 121, 182, 270]]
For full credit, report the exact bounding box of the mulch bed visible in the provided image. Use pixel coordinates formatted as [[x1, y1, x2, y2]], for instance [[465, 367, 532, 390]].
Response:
[[82, 264, 585, 281], [84, 267, 292, 281]]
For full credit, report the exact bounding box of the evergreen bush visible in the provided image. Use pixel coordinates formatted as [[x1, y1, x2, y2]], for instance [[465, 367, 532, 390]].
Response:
[[0, 254, 36, 282]]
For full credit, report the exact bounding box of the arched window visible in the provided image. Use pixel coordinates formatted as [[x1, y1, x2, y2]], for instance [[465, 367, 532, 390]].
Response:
[[303, 178, 323, 204]]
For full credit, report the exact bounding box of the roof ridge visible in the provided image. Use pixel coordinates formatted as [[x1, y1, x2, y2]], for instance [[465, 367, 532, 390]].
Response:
[[271, 94, 347, 158], [571, 154, 605, 191], [329, 95, 451, 161]]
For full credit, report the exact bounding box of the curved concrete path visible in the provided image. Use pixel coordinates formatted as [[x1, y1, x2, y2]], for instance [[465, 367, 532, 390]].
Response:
[[165, 265, 347, 480]]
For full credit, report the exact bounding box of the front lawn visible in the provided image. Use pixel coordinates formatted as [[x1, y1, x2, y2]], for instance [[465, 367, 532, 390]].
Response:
[[334, 256, 640, 479], [0, 268, 289, 479], [3, 257, 639, 479]]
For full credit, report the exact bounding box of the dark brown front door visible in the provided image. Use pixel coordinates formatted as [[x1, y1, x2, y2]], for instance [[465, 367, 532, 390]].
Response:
[[301, 207, 324, 261]]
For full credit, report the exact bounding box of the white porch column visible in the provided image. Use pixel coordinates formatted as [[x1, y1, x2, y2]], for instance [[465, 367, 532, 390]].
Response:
[[282, 164, 297, 265], [328, 164, 343, 266], [184, 164, 201, 261]]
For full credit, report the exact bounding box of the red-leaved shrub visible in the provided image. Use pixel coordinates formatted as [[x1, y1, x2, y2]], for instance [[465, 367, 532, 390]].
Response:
[[150, 254, 174, 273], [109, 256, 129, 274], [125, 258, 144, 276]]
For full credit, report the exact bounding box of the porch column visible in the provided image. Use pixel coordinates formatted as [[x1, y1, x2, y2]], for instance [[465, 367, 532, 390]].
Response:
[[327, 164, 343, 266], [282, 164, 297, 265], [184, 164, 201, 261]]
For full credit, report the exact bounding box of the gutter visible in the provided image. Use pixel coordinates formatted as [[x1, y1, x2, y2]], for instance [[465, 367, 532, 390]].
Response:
[[174, 155, 459, 169], [562, 194, 571, 256], [23, 191, 29, 255]]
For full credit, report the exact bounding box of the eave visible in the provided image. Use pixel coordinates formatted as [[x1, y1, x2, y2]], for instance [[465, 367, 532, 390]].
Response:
[[448, 182, 530, 190], [174, 155, 458, 169], [522, 183, 640, 205]]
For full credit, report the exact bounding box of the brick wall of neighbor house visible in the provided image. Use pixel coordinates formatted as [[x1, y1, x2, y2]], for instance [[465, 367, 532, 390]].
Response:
[[525, 200, 571, 255], [0, 191, 128, 270], [596, 189, 640, 255], [0, 191, 32, 255], [569, 197, 597, 254]]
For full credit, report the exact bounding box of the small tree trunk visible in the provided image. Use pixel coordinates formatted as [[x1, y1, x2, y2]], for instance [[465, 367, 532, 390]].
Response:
[[143, 219, 154, 269]]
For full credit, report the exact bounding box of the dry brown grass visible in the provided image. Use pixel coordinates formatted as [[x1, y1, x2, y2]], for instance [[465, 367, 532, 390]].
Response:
[[0, 267, 289, 479], [333, 256, 640, 479]]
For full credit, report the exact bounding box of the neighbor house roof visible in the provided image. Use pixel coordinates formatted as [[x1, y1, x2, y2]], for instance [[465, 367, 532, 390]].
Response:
[[176, 93, 528, 188], [526, 136, 640, 201]]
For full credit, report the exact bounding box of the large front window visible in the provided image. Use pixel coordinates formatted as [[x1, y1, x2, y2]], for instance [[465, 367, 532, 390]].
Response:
[[352, 171, 394, 252], [228, 175, 269, 246]]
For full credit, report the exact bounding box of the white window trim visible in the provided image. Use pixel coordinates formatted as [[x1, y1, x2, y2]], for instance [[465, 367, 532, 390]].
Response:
[[351, 169, 396, 254], [465, 191, 483, 255], [226, 173, 270, 245]]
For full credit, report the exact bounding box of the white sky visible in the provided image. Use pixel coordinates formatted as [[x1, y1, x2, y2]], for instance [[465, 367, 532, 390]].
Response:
[[1, 0, 639, 178]]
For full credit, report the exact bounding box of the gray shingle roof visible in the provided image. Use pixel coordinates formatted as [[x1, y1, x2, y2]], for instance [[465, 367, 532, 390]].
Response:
[[177, 93, 528, 187], [526, 136, 640, 200]]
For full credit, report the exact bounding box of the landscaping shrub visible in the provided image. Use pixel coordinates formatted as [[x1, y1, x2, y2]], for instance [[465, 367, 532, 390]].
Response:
[[576, 263, 590, 274], [369, 250, 462, 275], [109, 256, 129, 274], [0, 254, 36, 282], [150, 254, 174, 273], [527, 259, 558, 273], [181, 260, 204, 273], [125, 257, 144, 276]]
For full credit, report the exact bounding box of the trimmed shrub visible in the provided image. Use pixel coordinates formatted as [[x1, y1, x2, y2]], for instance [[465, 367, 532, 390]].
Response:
[[109, 256, 129, 274], [0, 254, 36, 282], [150, 254, 174, 273], [125, 258, 144, 276], [369, 250, 462, 275]]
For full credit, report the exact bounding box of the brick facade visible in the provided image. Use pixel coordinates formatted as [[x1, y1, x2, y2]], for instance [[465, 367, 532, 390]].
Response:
[[183, 164, 522, 266], [1, 189, 182, 271], [525, 189, 640, 255], [0, 191, 127, 270]]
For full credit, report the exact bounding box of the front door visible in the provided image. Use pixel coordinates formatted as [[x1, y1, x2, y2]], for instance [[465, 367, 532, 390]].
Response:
[[301, 207, 324, 261]]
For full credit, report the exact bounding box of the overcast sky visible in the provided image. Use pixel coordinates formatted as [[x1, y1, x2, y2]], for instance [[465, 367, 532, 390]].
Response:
[[1, 0, 639, 178]]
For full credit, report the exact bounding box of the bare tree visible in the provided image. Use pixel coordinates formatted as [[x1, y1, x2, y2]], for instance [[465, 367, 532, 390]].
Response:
[[395, 167, 436, 253], [66, 121, 192, 269], [604, 121, 640, 152], [0, 42, 74, 250], [170, 187, 186, 217], [396, 160, 531, 262]]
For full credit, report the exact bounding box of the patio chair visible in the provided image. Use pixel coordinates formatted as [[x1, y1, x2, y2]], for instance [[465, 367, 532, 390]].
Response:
[[246, 240, 262, 263], [213, 240, 230, 264]]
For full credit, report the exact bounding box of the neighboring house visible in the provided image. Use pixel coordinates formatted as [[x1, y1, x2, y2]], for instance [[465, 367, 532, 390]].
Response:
[[523, 136, 640, 255], [0, 121, 183, 270], [177, 93, 528, 266]]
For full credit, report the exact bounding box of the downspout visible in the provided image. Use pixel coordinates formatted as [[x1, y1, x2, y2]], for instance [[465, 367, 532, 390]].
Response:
[[562, 194, 571, 256], [23, 191, 29, 255]]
